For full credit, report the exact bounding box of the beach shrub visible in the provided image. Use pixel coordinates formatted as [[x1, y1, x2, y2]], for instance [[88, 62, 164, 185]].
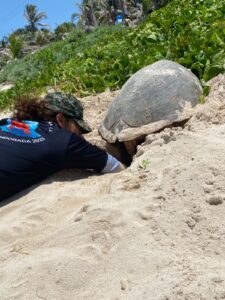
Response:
[[8, 34, 24, 59]]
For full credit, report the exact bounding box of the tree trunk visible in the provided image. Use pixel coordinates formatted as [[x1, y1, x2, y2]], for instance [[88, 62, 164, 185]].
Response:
[[89, 0, 98, 27], [31, 22, 36, 32]]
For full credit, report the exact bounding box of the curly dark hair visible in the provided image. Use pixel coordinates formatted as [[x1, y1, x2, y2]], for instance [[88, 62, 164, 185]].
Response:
[[13, 95, 58, 122]]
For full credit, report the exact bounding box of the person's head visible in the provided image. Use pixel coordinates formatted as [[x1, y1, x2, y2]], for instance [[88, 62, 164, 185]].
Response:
[[44, 92, 92, 136], [13, 92, 92, 136]]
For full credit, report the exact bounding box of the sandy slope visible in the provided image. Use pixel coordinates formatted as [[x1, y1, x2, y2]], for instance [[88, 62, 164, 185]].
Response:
[[0, 75, 225, 300]]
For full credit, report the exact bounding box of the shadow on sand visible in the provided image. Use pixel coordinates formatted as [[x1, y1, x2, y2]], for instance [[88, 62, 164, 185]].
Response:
[[0, 169, 97, 208]]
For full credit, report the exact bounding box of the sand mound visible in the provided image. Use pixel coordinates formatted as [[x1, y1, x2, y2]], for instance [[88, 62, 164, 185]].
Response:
[[1, 75, 225, 300]]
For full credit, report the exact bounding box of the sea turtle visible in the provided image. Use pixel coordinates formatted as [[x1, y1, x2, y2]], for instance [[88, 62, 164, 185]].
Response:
[[98, 60, 203, 165]]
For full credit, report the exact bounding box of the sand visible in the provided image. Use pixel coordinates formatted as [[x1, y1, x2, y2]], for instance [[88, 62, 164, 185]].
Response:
[[0, 75, 225, 300]]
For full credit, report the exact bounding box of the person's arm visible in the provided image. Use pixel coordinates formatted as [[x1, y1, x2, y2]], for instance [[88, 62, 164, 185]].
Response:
[[64, 134, 125, 173]]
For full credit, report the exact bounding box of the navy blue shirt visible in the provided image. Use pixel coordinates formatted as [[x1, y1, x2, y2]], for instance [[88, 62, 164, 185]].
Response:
[[0, 118, 107, 200]]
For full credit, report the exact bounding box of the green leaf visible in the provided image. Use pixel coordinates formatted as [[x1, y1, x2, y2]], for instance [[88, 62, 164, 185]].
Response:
[[211, 33, 224, 46]]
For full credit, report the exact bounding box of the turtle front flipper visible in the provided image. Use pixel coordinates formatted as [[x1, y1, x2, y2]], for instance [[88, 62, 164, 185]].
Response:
[[106, 141, 132, 166]]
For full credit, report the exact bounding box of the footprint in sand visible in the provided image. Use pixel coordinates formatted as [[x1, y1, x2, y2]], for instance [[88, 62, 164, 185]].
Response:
[[120, 278, 131, 291], [74, 205, 90, 222], [75, 244, 103, 261], [121, 177, 142, 191], [91, 231, 112, 254], [11, 211, 44, 236], [136, 204, 162, 234]]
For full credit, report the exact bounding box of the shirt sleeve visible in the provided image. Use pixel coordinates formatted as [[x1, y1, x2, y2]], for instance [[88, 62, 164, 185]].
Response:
[[63, 134, 108, 172]]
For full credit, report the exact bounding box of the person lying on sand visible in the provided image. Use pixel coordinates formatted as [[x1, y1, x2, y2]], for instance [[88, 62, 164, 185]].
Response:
[[0, 92, 124, 201]]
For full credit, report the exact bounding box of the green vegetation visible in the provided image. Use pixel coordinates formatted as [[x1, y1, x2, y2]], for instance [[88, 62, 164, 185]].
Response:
[[8, 34, 24, 59], [54, 22, 76, 39], [139, 159, 151, 169], [0, 0, 224, 108]]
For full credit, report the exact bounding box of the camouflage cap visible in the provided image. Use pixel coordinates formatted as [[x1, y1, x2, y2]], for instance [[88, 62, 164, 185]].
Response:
[[44, 92, 92, 133]]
